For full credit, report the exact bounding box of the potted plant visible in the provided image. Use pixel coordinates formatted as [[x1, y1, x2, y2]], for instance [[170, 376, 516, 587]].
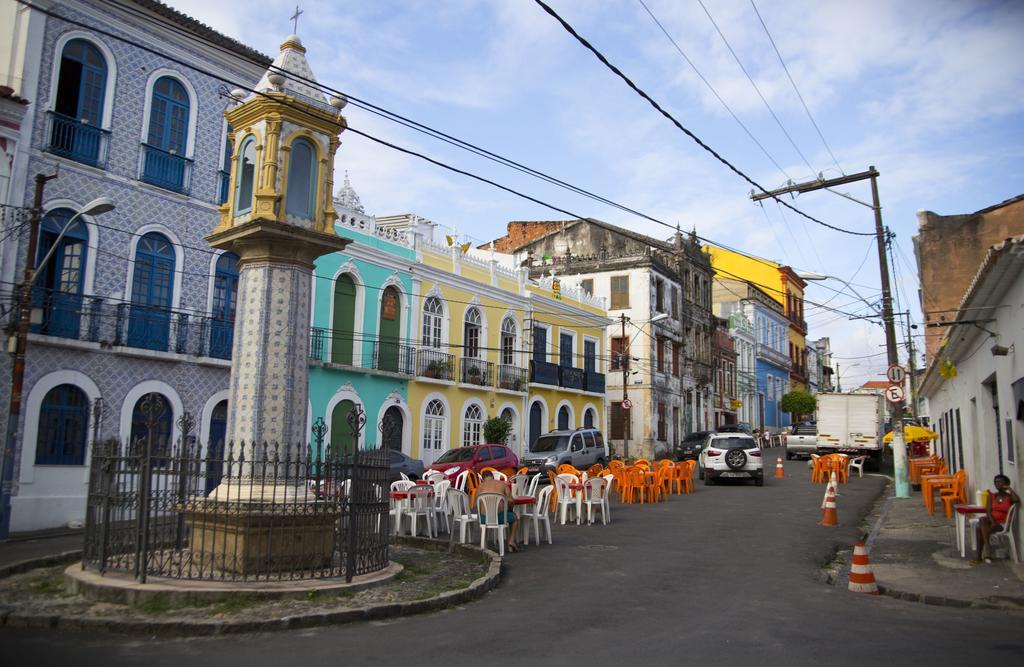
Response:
[[467, 364, 483, 385], [483, 417, 513, 446]]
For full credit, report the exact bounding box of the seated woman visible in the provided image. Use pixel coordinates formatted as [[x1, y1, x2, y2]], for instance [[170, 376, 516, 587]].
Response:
[[975, 474, 1020, 563], [477, 470, 521, 552]]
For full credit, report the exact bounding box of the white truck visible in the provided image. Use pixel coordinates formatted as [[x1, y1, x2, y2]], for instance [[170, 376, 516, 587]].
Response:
[[815, 392, 886, 470]]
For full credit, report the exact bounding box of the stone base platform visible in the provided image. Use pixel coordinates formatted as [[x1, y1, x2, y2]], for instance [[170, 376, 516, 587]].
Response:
[[64, 560, 402, 607]]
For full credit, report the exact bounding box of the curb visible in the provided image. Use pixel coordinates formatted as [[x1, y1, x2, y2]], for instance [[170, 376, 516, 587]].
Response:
[[0, 538, 502, 636], [0, 550, 82, 578]]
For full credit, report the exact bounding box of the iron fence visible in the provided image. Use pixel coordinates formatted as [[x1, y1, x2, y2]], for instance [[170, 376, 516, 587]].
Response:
[[82, 398, 390, 582]]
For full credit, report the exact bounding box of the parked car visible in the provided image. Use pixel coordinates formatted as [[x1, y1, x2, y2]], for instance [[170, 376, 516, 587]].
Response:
[[426, 444, 519, 477], [785, 422, 818, 460], [699, 433, 763, 486], [389, 449, 425, 482], [716, 422, 753, 435], [674, 431, 713, 461], [521, 429, 608, 477]]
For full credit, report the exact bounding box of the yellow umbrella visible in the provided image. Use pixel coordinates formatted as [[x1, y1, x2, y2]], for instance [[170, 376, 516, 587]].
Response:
[[883, 425, 939, 443]]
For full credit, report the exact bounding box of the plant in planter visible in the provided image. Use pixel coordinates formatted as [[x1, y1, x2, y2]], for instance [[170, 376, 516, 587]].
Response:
[[424, 359, 452, 379], [483, 416, 513, 446], [467, 364, 484, 385]]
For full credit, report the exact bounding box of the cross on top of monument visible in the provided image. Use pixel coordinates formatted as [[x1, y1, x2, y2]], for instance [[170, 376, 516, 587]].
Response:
[[290, 5, 304, 34]]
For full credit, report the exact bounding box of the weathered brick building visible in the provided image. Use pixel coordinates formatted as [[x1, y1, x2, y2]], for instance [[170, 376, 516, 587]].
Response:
[[913, 194, 1024, 362]]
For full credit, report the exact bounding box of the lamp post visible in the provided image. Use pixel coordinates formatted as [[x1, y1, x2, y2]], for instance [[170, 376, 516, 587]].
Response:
[[0, 192, 115, 538]]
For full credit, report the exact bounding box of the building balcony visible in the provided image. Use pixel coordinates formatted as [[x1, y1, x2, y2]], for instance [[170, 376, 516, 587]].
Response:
[[141, 143, 193, 194], [309, 329, 415, 376], [461, 357, 493, 387], [584, 370, 605, 393], [558, 365, 585, 390], [530, 359, 559, 386], [417, 348, 455, 381], [497, 364, 528, 392], [45, 111, 110, 168], [756, 342, 792, 370], [372, 340, 416, 375]]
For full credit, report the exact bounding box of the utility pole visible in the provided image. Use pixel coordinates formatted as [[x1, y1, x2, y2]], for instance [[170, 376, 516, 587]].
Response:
[[1, 172, 58, 538], [620, 313, 630, 460], [902, 310, 919, 418], [835, 363, 841, 392], [752, 166, 908, 497]]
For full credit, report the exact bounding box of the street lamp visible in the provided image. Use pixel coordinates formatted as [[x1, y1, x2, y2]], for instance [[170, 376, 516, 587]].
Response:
[[797, 272, 879, 317], [0, 193, 115, 538]]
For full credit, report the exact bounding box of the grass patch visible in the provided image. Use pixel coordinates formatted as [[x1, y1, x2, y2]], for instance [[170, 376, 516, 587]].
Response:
[[213, 595, 260, 615], [28, 574, 65, 595], [138, 595, 173, 614]]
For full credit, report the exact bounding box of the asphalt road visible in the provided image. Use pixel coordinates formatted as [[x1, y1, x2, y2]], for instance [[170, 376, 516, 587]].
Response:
[[4, 448, 1023, 665]]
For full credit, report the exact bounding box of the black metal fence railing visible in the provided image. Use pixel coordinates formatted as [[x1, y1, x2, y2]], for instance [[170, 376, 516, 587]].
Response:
[[558, 365, 585, 390], [497, 364, 527, 392], [585, 370, 606, 393], [83, 402, 390, 583], [530, 359, 559, 386], [417, 348, 454, 381], [461, 357, 492, 387], [371, 340, 416, 375]]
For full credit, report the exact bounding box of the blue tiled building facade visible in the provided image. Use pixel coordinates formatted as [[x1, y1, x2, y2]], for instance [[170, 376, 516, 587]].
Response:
[[0, 0, 268, 531]]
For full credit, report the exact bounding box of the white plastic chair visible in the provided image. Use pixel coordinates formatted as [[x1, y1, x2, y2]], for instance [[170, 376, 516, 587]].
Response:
[[446, 488, 477, 545], [511, 474, 530, 498], [849, 456, 867, 479], [432, 479, 452, 533], [488, 470, 509, 481], [554, 475, 579, 525], [399, 471, 410, 481], [522, 485, 553, 545], [583, 477, 608, 525], [988, 504, 1019, 563], [527, 473, 542, 498], [401, 485, 436, 538], [476, 493, 509, 556], [454, 470, 470, 492], [601, 473, 616, 522], [389, 480, 415, 534], [423, 470, 446, 484]]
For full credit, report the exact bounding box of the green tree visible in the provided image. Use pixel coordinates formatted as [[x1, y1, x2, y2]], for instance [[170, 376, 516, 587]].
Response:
[[483, 416, 513, 445], [780, 390, 817, 419]]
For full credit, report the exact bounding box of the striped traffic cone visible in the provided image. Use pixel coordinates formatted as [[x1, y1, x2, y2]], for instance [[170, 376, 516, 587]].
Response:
[[820, 480, 838, 527], [775, 457, 785, 478], [848, 539, 879, 594]]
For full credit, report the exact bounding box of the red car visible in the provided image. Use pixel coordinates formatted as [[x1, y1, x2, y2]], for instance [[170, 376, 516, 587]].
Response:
[[427, 444, 519, 476]]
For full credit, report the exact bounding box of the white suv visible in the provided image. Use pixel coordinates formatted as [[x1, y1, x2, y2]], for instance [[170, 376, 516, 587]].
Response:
[[699, 434, 763, 486]]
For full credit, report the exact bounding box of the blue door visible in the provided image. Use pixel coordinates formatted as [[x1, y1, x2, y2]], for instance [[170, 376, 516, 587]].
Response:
[[209, 252, 238, 359], [52, 39, 107, 164], [529, 402, 543, 451], [143, 77, 189, 191], [128, 232, 174, 351], [205, 401, 227, 495], [559, 332, 573, 367], [532, 326, 547, 362], [33, 208, 86, 339]]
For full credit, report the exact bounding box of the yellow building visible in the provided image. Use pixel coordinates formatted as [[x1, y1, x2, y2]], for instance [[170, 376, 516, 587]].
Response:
[[407, 228, 611, 465], [708, 246, 809, 392]]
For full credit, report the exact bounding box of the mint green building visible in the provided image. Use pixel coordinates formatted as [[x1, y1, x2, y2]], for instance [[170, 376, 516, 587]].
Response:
[[308, 180, 417, 455]]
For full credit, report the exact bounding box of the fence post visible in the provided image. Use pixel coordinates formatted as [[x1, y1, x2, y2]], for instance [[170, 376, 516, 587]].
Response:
[[174, 412, 195, 552], [134, 394, 165, 583], [345, 405, 366, 582]]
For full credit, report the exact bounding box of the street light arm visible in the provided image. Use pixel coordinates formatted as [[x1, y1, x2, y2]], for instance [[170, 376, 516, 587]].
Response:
[[27, 197, 114, 288]]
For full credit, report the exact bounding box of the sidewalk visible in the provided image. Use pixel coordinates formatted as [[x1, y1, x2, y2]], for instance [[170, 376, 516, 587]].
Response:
[[0, 529, 83, 574], [869, 494, 1024, 609]]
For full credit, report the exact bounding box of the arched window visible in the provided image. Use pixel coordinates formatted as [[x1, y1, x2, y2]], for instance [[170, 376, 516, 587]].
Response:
[[143, 76, 190, 192], [583, 408, 596, 429], [33, 207, 88, 339], [209, 252, 239, 359], [330, 399, 357, 457], [423, 399, 445, 456], [205, 400, 228, 494], [463, 307, 481, 359], [35, 384, 90, 465], [463, 404, 483, 448], [128, 232, 175, 351], [129, 392, 173, 467], [50, 38, 108, 165], [500, 317, 516, 366], [331, 274, 357, 365], [233, 135, 256, 214], [557, 405, 570, 430], [285, 138, 318, 219], [422, 296, 443, 348]]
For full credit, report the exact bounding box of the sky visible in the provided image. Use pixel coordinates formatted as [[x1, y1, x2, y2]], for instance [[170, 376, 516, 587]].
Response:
[[166, 0, 1024, 390]]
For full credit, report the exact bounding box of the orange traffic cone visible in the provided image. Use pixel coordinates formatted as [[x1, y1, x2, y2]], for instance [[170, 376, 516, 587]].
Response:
[[775, 457, 785, 478], [820, 480, 838, 527], [848, 539, 879, 594]]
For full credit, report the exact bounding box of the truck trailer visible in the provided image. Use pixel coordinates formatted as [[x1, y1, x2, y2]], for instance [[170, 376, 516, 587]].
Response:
[[815, 393, 885, 470]]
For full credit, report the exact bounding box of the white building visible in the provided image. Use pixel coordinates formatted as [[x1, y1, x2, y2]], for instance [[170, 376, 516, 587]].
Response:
[[918, 235, 1023, 530]]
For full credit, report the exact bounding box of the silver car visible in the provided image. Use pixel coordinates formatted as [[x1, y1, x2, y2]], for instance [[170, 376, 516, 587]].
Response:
[[522, 429, 608, 476]]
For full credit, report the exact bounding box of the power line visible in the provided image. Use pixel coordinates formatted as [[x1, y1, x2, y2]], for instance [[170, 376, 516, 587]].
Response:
[[696, 0, 816, 176], [748, 0, 844, 175], [635, 0, 791, 180]]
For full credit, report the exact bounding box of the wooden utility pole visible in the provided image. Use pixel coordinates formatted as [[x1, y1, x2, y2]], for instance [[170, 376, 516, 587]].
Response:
[[903, 310, 920, 418], [752, 166, 908, 496], [620, 313, 630, 460], [1, 172, 58, 538]]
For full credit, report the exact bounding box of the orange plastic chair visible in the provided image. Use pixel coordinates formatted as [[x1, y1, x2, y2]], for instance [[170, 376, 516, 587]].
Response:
[[587, 464, 604, 477], [682, 460, 697, 493], [556, 464, 581, 476], [466, 471, 481, 505], [655, 466, 674, 500], [546, 470, 559, 512], [927, 469, 963, 515], [670, 463, 686, 494], [810, 454, 826, 484], [939, 471, 968, 518], [516, 467, 529, 477], [634, 458, 651, 468], [501, 467, 516, 478], [479, 466, 500, 477]]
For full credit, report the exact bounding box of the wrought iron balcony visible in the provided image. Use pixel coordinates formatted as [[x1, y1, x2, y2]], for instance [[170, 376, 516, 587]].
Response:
[[497, 364, 527, 392], [530, 359, 559, 386], [371, 340, 415, 375], [417, 348, 455, 381], [585, 370, 606, 393], [28, 293, 234, 359], [141, 143, 193, 194], [45, 111, 110, 168], [558, 365, 585, 390], [461, 357, 493, 387], [756, 342, 792, 369]]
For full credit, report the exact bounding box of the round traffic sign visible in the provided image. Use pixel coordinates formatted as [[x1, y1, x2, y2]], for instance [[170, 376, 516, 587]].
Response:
[[621, 398, 632, 410], [885, 384, 905, 404], [886, 364, 906, 384]]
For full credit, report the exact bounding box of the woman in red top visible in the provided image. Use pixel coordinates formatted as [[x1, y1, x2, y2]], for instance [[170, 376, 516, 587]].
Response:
[[975, 474, 1020, 563]]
